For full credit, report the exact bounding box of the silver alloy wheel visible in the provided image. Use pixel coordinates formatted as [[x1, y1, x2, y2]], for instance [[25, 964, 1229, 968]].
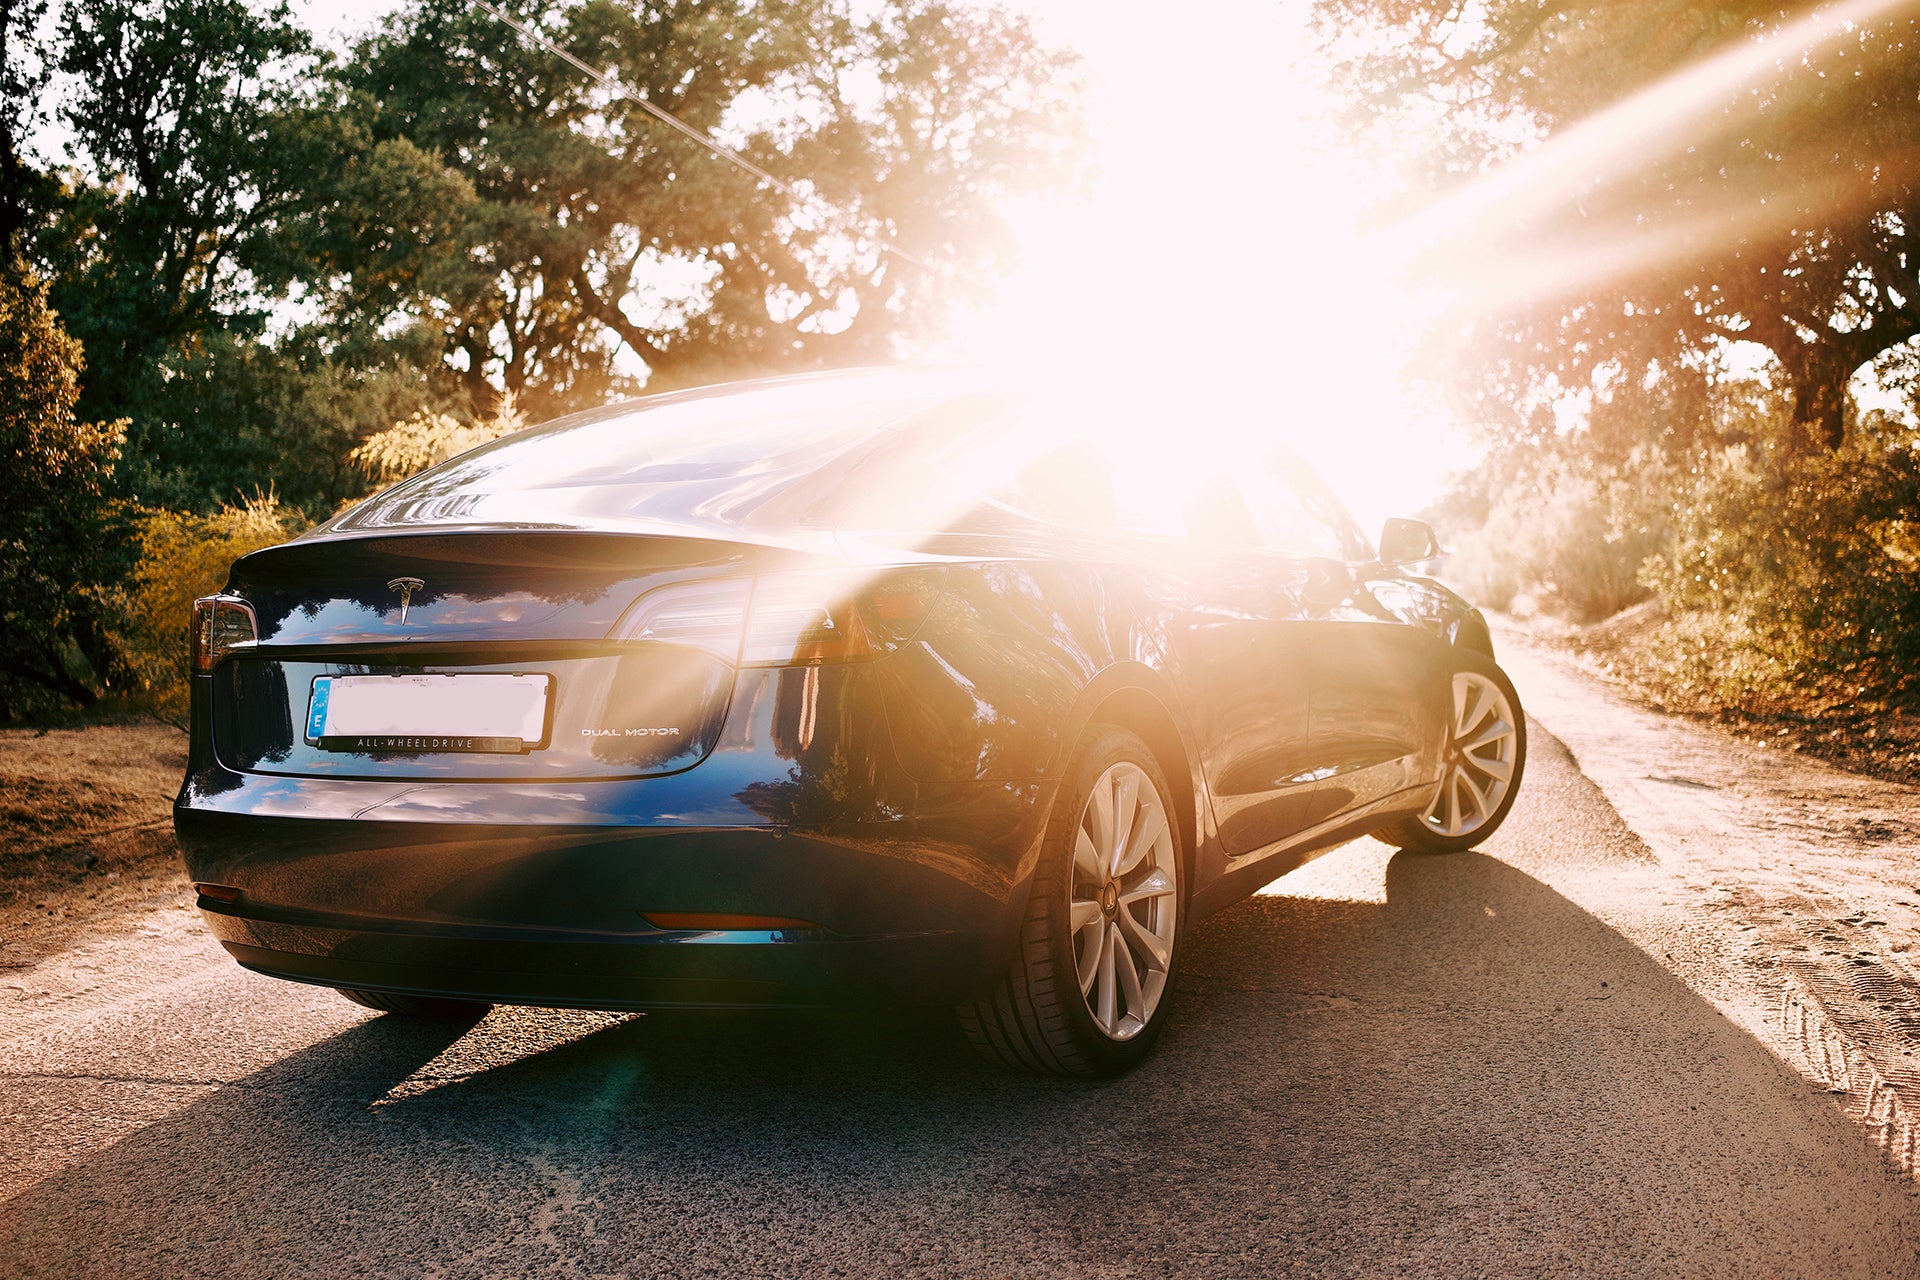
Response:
[[1069, 761, 1179, 1041], [1422, 670, 1521, 839]]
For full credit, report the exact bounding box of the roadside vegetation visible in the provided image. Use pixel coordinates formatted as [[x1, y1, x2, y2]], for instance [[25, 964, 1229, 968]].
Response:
[[1315, 0, 1920, 780], [1431, 390, 1920, 778]]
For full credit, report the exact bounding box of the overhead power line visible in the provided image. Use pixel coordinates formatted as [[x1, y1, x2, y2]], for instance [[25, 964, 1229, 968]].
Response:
[[471, 0, 928, 270]]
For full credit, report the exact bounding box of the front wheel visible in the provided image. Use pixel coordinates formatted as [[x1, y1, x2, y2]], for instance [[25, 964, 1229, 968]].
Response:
[[959, 726, 1185, 1077], [1374, 650, 1527, 854]]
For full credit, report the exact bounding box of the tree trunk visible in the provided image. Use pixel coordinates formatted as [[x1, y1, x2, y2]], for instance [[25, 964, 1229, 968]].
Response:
[[1791, 370, 1849, 454], [1780, 343, 1856, 456], [10, 648, 100, 709]]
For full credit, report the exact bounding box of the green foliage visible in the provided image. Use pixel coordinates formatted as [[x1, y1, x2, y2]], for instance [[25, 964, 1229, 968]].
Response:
[[108, 324, 460, 513], [1644, 428, 1920, 694], [317, 0, 1085, 412], [350, 394, 529, 490], [45, 0, 323, 420], [1318, 0, 1920, 455], [0, 0, 53, 252], [0, 261, 129, 716], [101, 495, 308, 720], [12, 0, 1083, 523], [23, 0, 457, 515], [1441, 368, 1920, 705]]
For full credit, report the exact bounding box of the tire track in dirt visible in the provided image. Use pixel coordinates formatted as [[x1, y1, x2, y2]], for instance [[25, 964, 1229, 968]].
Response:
[[1501, 630, 1920, 1178]]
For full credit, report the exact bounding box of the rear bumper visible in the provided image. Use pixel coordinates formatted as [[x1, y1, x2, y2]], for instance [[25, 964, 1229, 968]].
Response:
[[175, 781, 1049, 1009], [205, 903, 990, 1010]]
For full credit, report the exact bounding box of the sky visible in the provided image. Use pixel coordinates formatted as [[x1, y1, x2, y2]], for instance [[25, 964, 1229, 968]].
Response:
[[291, 0, 1455, 532]]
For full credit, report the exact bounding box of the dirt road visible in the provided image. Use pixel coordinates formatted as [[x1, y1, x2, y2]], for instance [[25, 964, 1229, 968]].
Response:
[[4, 651, 1920, 1277]]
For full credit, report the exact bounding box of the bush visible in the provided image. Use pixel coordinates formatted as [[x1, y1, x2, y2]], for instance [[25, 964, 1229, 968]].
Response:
[[103, 494, 309, 721], [0, 260, 129, 718], [1643, 432, 1920, 698]]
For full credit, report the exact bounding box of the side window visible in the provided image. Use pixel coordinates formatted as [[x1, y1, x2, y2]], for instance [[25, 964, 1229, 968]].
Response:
[[1240, 455, 1372, 560], [1023, 454, 1265, 549], [984, 440, 1349, 558], [1171, 478, 1261, 548], [1001, 444, 1119, 532]]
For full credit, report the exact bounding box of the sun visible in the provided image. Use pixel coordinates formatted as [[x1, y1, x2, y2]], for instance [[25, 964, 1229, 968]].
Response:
[[938, 0, 1464, 537]]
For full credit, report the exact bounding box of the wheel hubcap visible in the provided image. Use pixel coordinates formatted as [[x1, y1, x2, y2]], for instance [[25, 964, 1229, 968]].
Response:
[[1421, 670, 1519, 839], [1069, 762, 1179, 1041]]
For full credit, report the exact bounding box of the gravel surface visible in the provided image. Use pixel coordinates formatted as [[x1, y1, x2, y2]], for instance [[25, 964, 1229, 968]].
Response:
[[6, 678, 1920, 1277]]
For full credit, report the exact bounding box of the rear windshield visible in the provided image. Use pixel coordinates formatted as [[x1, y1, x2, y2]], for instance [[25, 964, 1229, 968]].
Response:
[[817, 392, 1373, 559], [323, 369, 1369, 559], [323, 371, 962, 536]]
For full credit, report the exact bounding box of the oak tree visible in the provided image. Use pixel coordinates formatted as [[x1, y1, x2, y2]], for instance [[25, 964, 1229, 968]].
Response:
[[313, 0, 1083, 418], [1319, 0, 1920, 453]]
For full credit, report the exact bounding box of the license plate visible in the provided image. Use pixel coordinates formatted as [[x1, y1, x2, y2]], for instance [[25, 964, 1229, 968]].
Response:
[[306, 674, 552, 753]]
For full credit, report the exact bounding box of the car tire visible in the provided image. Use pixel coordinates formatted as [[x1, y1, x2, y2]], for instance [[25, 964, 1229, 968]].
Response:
[[1374, 649, 1527, 854], [958, 725, 1186, 1077], [337, 988, 494, 1021]]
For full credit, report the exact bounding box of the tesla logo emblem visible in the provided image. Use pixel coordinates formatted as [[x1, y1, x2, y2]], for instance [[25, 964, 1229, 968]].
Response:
[[387, 577, 425, 625]]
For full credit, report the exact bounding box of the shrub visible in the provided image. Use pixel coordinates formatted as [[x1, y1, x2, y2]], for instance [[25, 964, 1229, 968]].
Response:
[[0, 261, 129, 718], [1643, 432, 1920, 697], [349, 394, 527, 490], [103, 494, 308, 721]]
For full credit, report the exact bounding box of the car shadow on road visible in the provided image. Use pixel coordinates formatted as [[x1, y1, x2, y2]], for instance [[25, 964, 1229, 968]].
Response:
[[6, 848, 1919, 1278]]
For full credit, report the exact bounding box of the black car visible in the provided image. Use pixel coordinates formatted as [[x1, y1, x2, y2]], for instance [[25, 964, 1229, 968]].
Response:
[[176, 368, 1526, 1076]]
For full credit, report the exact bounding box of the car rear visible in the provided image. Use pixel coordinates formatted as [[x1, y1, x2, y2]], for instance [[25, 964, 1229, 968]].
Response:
[[174, 372, 1058, 1009]]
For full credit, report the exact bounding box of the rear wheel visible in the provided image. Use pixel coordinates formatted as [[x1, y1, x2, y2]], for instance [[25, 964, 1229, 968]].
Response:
[[1375, 650, 1526, 854], [337, 988, 493, 1021], [959, 726, 1185, 1077]]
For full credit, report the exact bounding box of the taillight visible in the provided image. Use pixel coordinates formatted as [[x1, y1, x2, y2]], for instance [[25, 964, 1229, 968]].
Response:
[[605, 578, 753, 661], [190, 595, 258, 672], [607, 570, 940, 667]]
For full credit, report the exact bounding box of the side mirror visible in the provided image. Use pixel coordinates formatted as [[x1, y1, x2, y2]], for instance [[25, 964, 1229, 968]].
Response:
[[1378, 517, 1440, 566]]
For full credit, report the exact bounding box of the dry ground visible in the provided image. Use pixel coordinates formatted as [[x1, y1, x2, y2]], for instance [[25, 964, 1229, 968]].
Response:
[[1516, 600, 1920, 787], [0, 720, 193, 970]]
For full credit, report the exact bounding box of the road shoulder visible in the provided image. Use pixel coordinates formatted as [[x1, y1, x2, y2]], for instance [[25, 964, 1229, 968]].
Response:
[[1497, 625, 1920, 1177]]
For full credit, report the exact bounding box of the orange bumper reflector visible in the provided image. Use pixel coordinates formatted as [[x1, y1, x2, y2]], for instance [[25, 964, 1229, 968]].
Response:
[[195, 883, 242, 903], [642, 912, 822, 932]]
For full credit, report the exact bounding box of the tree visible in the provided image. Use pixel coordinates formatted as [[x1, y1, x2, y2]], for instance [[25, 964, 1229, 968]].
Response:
[[0, 0, 53, 253], [0, 260, 127, 713], [19, 0, 1079, 516], [1318, 0, 1920, 453], [48, 0, 320, 421], [312, 0, 1084, 418], [31, 0, 460, 511]]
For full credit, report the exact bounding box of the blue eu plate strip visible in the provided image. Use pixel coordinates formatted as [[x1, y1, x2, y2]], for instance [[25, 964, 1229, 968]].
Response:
[[307, 678, 331, 741]]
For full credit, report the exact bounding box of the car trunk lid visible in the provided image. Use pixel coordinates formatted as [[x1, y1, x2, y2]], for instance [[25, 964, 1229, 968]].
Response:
[[209, 531, 792, 782]]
